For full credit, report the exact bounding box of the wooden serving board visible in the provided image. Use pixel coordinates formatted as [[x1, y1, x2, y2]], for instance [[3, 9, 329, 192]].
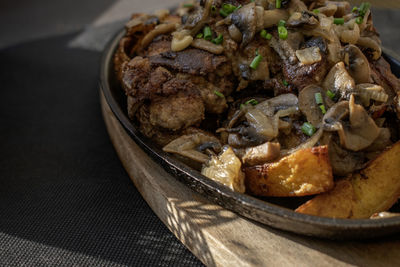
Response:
[[100, 91, 400, 267]]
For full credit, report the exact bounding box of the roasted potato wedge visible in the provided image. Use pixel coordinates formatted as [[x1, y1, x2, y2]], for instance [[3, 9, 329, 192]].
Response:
[[296, 142, 400, 218], [244, 146, 334, 197]]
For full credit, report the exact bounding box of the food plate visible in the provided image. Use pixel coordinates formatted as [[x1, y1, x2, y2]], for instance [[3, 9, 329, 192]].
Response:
[[100, 29, 400, 239]]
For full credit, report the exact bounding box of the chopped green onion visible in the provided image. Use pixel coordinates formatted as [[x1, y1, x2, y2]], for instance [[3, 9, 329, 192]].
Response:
[[301, 122, 316, 137], [219, 9, 229, 17], [333, 18, 345, 25], [278, 20, 286, 27], [219, 3, 241, 17], [283, 79, 289, 86], [214, 90, 224, 98], [196, 33, 203, 38], [278, 26, 288, 40], [245, 99, 258, 106], [260, 29, 272, 40], [352, 6, 358, 13], [319, 105, 327, 114], [315, 93, 323, 105], [326, 90, 335, 100], [203, 26, 212, 41], [222, 3, 237, 13], [356, 16, 363, 24], [212, 34, 223, 45], [313, 9, 320, 14], [211, 5, 217, 14], [359, 2, 371, 17], [276, 0, 282, 9], [260, 29, 267, 38], [183, 3, 194, 8], [250, 54, 263, 70]]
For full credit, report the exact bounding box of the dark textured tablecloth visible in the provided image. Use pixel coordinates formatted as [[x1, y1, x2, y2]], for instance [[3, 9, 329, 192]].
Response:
[[0, 0, 399, 266], [0, 0, 203, 265]]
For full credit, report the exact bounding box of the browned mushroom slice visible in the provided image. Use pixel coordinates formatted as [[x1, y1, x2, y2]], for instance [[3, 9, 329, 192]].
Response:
[[242, 142, 281, 166], [298, 85, 327, 127], [230, 2, 257, 48], [320, 132, 365, 176], [287, 11, 319, 29], [163, 132, 221, 163], [322, 62, 355, 99], [357, 36, 382, 60], [343, 44, 372, 84], [323, 95, 380, 151]]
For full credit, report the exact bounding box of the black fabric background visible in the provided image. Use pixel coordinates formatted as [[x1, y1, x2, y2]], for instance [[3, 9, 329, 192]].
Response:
[[0, 32, 203, 266]]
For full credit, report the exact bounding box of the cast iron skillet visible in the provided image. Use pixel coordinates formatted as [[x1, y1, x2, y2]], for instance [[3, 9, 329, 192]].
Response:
[[100, 29, 400, 240]]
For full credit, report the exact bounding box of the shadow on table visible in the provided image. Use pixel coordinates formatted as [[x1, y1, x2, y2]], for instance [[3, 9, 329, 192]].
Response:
[[0, 33, 202, 266]]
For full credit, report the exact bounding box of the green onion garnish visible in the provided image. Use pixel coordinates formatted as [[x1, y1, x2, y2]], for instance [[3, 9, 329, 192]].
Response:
[[183, 3, 194, 8], [196, 33, 203, 38], [260, 29, 267, 38], [315, 93, 323, 105], [260, 30, 272, 40], [250, 54, 263, 70], [283, 79, 289, 86], [219, 9, 229, 17], [326, 90, 335, 100], [359, 2, 371, 17], [214, 90, 224, 98], [301, 122, 316, 137], [219, 3, 241, 17], [313, 9, 320, 14], [356, 16, 363, 24], [276, 0, 282, 9], [278, 26, 288, 40], [319, 105, 327, 114], [212, 34, 223, 45], [333, 18, 345, 25], [352, 6, 358, 12], [240, 104, 245, 109], [245, 99, 258, 106], [203, 26, 212, 41], [278, 20, 286, 27]]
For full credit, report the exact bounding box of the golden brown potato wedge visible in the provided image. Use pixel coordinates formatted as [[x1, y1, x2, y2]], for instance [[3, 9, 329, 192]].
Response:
[[244, 146, 334, 197], [296, 142, 400, 218]]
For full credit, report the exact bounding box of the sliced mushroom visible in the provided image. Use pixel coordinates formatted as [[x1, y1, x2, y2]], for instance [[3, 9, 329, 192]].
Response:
[[323, 95, 380, 151], [322, 62, 355, 99], [228, 24, 242, 43], [365, 127, 392, 152], [242, 142, 281, 166], [355, 83, 389, 107], [295, 46, 321, 65], [191, 38, 224, 54], [163, 132, 221, 163], [298, 85, 325, 127], [344, 44, 372, 84], [230, 2, 257, 48], [318, 4, 337, 17], [288, 0, 308, 14], [255, 93, 299, 117], [141, 23, 178, 49], [357, 36, 382, 60], [326, 1, 351, 17], [263, 9, 289, 28], [287, 11, 319, 29], [320, 132, 365, 176], [339, 19, 360, 45]]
